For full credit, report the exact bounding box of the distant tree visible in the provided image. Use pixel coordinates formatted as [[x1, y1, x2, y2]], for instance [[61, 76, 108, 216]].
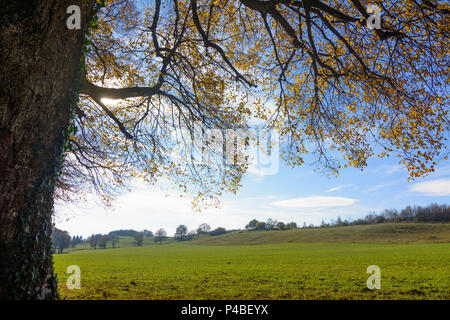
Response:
[[276, 222, 287, 230], [174, 225, 188, 241], [383, 209, 399, 222], [302, 222, 307, 229], [364, 212, 377, 224], [197, 223, 211, 234], [98, 235, 109, 249], [71, 235, 83, 248], [89, 237, 96, 250], [111, 235, 120, 248], [286, 222, 297, 229], [266, 219, 278, 230], [370, 216, 384, 224], [320, 220, 329, 228], [142, 229, 153, 237], [134, 232, 144, 246], [52, 228, 71, 254], [210, 227, 227, 236], [89, 234, 102, 250], [154, 229, 167, 244], [400, 206, 414, 221], [352, 218, 366, 225], [245, 219, 259, 231], [255, 222, 267, 231]]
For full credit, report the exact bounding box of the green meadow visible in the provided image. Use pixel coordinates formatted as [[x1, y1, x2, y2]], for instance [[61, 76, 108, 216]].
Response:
[[53, 223, 450, 300]]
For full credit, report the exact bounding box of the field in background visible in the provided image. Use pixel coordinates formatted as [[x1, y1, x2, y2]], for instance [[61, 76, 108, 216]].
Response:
[[53, 223, 450, 300]]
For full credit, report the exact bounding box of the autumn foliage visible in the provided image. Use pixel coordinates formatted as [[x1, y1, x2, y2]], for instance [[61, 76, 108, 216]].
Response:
[[59, 0, 449, 206]]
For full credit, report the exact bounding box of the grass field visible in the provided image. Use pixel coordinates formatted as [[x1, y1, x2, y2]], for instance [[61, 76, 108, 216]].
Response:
[[53, 223, 450, 300]]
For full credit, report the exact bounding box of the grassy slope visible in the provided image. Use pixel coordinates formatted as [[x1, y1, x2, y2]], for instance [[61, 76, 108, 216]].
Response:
[[190, 222, 450, 245], [54, 223, 450, 300]]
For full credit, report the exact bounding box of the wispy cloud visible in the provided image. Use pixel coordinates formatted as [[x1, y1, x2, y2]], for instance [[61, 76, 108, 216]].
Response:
[[367, 182, 394, 192], [326, 184, 353, 193], [410, 178, 450, 196], [271, 196, 358, 208], [386, 165, 404, 174]]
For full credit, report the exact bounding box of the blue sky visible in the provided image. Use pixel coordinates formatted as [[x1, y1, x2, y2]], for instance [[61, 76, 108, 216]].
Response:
[[54, 143, 450, 237], [54, 0, 450, 238]]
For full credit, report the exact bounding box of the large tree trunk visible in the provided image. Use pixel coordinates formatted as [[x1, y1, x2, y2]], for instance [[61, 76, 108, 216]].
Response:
[[0, 0, 95, 299]]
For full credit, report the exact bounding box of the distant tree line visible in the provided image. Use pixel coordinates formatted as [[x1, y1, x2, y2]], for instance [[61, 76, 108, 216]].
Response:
[[210, 227, 227, 236], [319, 203, 450, 228], [53, 223, 231, 253], [55, 228, 155, 252], [52, 227, 83, 253], [105, 229, 148, 237], [173, 223, 229, 241], [245, 204, 450, 231], [245, 219, 298, 231], [383, 204, 450, 223], [71, 235, 83, 248], [88, 234, 106, 249]]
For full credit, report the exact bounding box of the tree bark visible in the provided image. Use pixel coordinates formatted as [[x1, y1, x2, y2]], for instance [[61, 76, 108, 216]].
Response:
[[0, 0, 95, 299]]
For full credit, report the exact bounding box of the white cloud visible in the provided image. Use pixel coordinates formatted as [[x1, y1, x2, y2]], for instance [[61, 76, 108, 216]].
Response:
[[271, 196, 358, 208], [54, 185, 364, 237], [410, 179, 450, 196], [367, 182, 394, 192], [54, 185, 285, 238], [367, 164, 405, 176], [386, 165, 404, 174], [326, 184, 353, 192]]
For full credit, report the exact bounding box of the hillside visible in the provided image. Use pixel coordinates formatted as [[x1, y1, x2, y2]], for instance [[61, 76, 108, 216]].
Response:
[[59, 222, 450, 254], [54, 222, 450, 299], [190, 222, 450, 245]]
